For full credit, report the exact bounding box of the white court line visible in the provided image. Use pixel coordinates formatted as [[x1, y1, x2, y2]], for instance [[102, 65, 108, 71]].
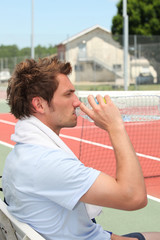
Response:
[[60, 134, 113, 150], [0, 141, 14, 148], [1, 119, 160, 162], [0, 119, 16, 126], [137, 153, 160, 161], [147, 195, 160, 203], [0, 139, 160, 202], [60, 134, 160, 162]]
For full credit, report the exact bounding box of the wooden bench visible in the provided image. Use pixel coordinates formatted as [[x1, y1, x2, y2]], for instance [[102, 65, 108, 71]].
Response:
[[0, 198, 45, 240]]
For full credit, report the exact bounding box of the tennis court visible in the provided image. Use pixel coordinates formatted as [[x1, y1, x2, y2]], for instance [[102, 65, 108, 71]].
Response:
[[0, 91, 160, 234]]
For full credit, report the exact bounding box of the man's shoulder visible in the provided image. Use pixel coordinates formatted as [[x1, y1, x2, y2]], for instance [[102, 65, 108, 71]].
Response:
[[14, 143, 77, 163], [14, 142, 64, 153]]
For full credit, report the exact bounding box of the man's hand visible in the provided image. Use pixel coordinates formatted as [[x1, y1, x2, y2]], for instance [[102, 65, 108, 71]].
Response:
[[79, 95, 124, 132]]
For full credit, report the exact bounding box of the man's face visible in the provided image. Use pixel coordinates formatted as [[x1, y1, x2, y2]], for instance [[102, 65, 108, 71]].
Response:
[[45, 73, 81, 135]]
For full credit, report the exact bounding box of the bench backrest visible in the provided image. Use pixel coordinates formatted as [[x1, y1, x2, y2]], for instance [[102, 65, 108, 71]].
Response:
[[0, 199, 45, 240]]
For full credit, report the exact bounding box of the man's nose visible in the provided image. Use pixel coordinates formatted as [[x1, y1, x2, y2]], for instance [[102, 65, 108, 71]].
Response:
[[73, 94, 81, 107]]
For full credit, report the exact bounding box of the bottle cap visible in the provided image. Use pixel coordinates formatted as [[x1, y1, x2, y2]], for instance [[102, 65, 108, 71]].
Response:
[[94, 97, 106, 104]]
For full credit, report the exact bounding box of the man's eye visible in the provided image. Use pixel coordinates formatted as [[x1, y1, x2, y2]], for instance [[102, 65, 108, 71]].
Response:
[[66, 92, 74, 96]]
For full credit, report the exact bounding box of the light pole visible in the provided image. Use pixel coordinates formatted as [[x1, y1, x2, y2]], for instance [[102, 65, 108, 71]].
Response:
[[31, 0, 35, 59], [123, 0, 128, 91]]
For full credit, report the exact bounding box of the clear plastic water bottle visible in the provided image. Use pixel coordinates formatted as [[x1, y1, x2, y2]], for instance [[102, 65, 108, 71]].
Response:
[[76, 105, 94, 122], [76, 97, 126, 122]]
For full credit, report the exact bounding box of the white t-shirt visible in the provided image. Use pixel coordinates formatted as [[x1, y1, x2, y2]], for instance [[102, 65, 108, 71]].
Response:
[[2, 143, 111, 240]]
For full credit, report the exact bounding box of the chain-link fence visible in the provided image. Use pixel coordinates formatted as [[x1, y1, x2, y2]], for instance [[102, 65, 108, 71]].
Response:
[[61, 33, 160, 89]]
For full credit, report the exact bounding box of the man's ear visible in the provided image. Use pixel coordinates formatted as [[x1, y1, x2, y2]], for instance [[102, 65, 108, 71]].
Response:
[[32, 97, 45, 114]]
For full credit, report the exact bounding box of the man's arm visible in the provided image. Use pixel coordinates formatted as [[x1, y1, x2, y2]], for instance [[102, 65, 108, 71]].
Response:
[[80, 95, 147, 211]]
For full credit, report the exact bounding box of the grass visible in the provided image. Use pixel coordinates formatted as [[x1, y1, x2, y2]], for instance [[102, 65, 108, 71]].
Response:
[[74, 83, 160, 91], [0, 100, 10, 113]]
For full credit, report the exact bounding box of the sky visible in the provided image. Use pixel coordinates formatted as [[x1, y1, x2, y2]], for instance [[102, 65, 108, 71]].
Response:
[[0, 0, 119, 49]]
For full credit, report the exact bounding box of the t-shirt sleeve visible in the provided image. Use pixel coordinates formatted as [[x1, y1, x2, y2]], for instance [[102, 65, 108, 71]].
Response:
[[34, 149, 100, 210]]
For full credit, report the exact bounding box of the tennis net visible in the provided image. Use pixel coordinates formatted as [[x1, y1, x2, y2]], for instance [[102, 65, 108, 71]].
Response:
[[76, 91, 160, 179]]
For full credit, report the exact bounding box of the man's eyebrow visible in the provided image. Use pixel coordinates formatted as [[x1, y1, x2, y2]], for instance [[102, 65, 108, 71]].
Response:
[[64, 89, 75, 94]]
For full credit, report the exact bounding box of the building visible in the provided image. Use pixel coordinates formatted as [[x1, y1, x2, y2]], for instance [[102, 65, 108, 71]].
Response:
[[57, 25, 128, 87]]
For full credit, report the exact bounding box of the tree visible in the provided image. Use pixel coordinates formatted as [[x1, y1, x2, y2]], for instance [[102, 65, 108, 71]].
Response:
[[0, 45, 19, 58], [0, 44, 57, 74], [0, 44, 57, 59], [111, 0, 160, 36], [111, 0, 160, 83], [35, 45, 57, 58], [19, 47, 31, 57]]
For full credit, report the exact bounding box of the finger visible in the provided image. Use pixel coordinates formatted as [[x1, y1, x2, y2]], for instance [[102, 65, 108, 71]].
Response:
[[104, 95, 111, 104], [96, 95, 106, 105], [88, 95, 98, 108], [79, 102, 92, 115]]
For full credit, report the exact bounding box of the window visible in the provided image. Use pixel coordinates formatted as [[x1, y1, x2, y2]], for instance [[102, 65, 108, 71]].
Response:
[[92, 63, 103, 71], [75, 64, 84, 72], [78, 41, 86, 59], [59, 51, 65, 61], [113, 64, 122, 71]]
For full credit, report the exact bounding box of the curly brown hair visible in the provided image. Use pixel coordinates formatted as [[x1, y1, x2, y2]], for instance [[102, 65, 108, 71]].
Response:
[[7, 57, 72, 119]]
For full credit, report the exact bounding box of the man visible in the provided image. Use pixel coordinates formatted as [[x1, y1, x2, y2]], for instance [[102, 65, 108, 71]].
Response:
[[2, 57, 160, 240]]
